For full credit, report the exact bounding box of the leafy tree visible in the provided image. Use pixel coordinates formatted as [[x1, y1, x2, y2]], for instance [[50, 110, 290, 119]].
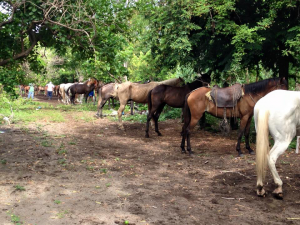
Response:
[[139, 0, 300, 85]]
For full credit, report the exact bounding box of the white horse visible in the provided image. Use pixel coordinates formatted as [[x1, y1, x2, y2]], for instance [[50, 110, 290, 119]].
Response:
[[254, 90, 300, 198]]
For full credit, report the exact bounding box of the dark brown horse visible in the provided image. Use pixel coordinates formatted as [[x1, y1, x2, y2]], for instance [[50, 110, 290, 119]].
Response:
[[67, 78, 99, 104], [145, 79, 209, 138], [180, 77, 288, 157]]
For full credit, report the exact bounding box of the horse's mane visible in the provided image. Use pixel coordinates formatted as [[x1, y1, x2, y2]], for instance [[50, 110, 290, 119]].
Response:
[[244, 77, 281, 94]]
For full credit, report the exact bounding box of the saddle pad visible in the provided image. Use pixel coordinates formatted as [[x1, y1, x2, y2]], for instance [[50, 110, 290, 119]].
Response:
[[210, 84, 243, 108]]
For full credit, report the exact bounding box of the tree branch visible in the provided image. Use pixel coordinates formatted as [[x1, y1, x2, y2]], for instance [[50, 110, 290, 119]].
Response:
[[0, 30, 38, 66]]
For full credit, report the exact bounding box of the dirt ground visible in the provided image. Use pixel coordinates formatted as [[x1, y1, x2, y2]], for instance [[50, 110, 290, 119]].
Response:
[[0, 95, 300, 225]]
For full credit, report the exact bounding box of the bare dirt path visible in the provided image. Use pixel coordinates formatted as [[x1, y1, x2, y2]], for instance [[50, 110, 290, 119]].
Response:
[[0, 96, 300, 225]]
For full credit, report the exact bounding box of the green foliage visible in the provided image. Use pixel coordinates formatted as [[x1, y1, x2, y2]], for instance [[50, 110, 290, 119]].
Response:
[[128, 50, 157, 81], [0, 67, 24, 98], [171, 64, 198, 83], [158, 108, 181, 121], [137, 0, 300, 84]]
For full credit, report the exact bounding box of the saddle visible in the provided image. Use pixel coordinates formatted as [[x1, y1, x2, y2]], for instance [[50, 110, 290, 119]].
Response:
[[210, 83, 243, 108]]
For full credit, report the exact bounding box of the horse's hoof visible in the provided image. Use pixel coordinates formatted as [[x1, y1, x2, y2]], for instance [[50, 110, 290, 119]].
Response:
[[249, 150, 255, 155], [238, 153, 244, 157], [181, 149, 186, 154], [157, 133, 162, 136], [118, 126, 125, 131], [257, 189, 267, 197], [145, 134, 149, 138], [188, 151, 194, 156], [273, 193, 283, 200]]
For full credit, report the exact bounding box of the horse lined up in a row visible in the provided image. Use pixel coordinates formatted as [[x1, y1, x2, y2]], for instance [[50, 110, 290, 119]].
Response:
[[21, 76, 292, 199], [96, 76, 291, 199], [56, 78, 100, 105], [19, 84, 60, 96]]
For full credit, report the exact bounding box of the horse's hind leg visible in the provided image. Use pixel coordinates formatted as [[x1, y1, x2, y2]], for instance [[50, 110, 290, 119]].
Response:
[[153, 103, 166, 136], [180, 125, 188, 154], [145, 110, 154, 138], [269, 140, 290, 199], [245, 115, 255, 155], [117, 100, 127, 125]]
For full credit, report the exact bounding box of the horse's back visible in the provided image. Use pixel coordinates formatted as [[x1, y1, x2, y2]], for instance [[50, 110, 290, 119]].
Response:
[[255, 90, 300, 134], [186, 87, 211, 110]]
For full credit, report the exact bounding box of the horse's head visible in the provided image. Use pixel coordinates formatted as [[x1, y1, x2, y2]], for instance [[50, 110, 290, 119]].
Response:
[[87, 77, 98, 87], [277, 77, 288, 90]]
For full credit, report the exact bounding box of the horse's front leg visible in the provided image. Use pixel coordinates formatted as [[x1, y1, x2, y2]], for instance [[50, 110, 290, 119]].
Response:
[[117, 101, 126, 130], [84, 94, 88, 104], [244, 115, 255, 155], [236, 115, 249, 157], [130, 101, 134, 115]]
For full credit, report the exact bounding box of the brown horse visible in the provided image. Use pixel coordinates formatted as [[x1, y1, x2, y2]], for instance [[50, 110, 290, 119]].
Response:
[[37, 86, 44, 95], [95, 80, 150, 118], [95, 83, 117, 117], [180, 77, 288, 157], [67, 78, 99, 104], [113, 77, 184, 125], [19, 85, 26, 96], [54, 85, 59, 96], [145, 78, 210, 138], [24, 85, 30, 95]]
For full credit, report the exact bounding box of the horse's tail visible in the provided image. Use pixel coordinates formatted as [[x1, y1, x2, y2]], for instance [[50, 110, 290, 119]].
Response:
[[97, 86, 103, 106], [66, 86, 71, 96], [147, 89, 153, 113], [256, 109, 270, 186], [181, 93, 192, 136]]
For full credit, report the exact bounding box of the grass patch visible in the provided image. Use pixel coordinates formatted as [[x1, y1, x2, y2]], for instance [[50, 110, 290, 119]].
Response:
[[14, 185, 26, 191], [58, 158, 67, 166], [54, 200, 61, 204], [13, 110, 65, 123], [56, 210, 69, 219], [69, 140, 76, 145], [74, 114, 97, 122], [41, 139, 52, 147], [122, 114, 147, 123], [11, 214, 22, 225], [56, 143, 67, 155]]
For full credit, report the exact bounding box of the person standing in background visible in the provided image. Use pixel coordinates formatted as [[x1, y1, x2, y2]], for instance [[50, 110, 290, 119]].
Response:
[[28, 83, 34, 99], [46, 81, 55, 100]]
